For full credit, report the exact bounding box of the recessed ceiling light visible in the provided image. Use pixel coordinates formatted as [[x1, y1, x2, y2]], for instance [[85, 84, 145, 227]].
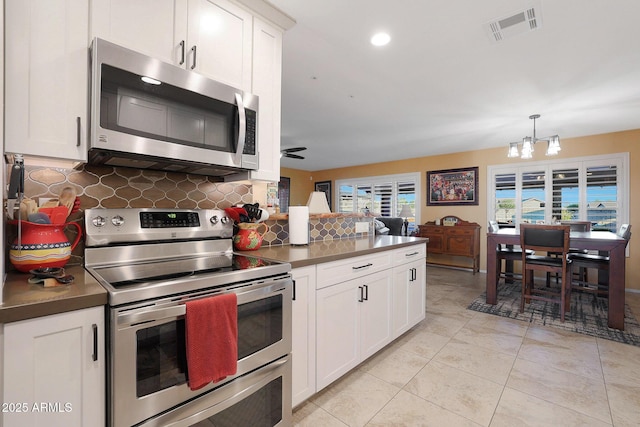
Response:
[[370, 32, 391, 46]]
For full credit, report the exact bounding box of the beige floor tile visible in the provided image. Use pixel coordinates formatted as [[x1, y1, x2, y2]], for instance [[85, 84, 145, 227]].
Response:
[[506, 358, 611, 423], [294, 268, 639, 426], [368, 390, 482, 427], [310, 370, 400, 427], [452, 321, 525, 356], [418, 311, 470, 337], [525, 324, 598, 350], [469, 311, 529, 337], [359, 344, 429, 388], [605, 381, 640, 427], [518, 335, 603, 380], [404, 360, 503, 426], [491, 387, 612, 427], [293, 401, 348, 427], [433, 338, 516, 385], [597, 338, 640, 387], [393, 326, 451, 360]]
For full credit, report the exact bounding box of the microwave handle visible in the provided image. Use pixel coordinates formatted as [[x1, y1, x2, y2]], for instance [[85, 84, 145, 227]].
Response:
[[235, 92, 246, 165]]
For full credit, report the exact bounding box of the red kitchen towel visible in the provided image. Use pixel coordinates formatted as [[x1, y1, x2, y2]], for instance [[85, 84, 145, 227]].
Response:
[[185, 293, 238, 391]]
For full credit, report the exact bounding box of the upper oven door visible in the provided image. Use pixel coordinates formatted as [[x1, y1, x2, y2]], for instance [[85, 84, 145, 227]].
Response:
[[90, 38, 258, 172], [109, 275, 291, 427]]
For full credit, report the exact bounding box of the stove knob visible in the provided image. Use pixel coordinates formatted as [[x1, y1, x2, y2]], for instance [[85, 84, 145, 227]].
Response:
[[111, 215, 125, 227], [210, 215, 219, 225], [92, 216, 106, 227], [221, 216, 230, 224]]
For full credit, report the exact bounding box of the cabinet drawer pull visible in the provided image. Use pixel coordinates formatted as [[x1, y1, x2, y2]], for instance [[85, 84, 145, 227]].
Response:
[[352, 263, 373, 270], [76, 117, 81, 147], [190, 45, 197, 69], [405, 251, 419, 257], [92, 323, 98, 362], [179, 40, 185, 65]]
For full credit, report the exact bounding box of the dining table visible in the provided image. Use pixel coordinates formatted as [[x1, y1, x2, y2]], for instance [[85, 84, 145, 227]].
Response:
[[486, 227, 628, 330]]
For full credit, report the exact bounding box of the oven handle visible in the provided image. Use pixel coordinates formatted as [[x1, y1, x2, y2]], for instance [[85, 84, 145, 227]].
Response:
[[117, 280, 290, 326]]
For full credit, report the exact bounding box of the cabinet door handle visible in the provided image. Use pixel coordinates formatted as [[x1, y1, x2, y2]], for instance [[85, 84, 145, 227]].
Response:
[[76, 117, 81, 147], [190, 45, 197, 69], [292, 279, 296, 301], [352, 263, 373, 270], [358, 286, 364, 302], [179, 40, 185, 65], [92, 323, 98, 362], [412, 268, 417, 281], [363, 284, 369, 301]]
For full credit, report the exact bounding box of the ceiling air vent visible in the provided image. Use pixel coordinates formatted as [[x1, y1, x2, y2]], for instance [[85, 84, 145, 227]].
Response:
[[485, 4, 541, 43]]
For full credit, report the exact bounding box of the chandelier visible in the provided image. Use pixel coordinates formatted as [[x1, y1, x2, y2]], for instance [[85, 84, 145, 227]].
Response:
[[507, 114, 561, 159]]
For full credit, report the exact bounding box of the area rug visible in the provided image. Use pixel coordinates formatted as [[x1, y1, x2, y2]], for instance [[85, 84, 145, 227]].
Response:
[[467, 281, 640, 347]]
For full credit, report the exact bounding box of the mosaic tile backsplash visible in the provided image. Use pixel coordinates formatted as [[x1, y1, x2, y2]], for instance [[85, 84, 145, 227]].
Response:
[[5, 164, 370, 269], [261, 216, 374, 246], [5, 164, 253, 269]]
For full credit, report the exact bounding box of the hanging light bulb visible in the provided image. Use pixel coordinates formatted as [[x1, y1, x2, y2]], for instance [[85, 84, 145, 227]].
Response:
[[508, 142, 520, 158], [521, 137, 533, 159], [546, 135, 561, 155]]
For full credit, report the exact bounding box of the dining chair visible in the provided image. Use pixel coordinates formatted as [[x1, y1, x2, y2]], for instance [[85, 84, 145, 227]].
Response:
[[546, 221, 591, 285], [488, 220, 533, 283], [520, 223, 572, 322], [569, 224, 632, 296]]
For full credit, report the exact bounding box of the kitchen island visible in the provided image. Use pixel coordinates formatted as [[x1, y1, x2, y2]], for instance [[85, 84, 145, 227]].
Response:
[[251, 235, 428, 407]]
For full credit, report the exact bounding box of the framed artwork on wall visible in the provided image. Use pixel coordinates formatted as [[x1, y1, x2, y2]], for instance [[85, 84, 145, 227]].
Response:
[[427, 166, 479, 206], [314, 180, 332, 210]]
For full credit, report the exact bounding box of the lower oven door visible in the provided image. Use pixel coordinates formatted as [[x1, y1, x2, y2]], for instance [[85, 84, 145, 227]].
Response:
[[143, 354, 292, 427], [109, 275, 292, 427]]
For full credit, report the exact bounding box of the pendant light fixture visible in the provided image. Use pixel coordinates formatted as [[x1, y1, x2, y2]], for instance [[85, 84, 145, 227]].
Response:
[[507, 114, 561, 159]]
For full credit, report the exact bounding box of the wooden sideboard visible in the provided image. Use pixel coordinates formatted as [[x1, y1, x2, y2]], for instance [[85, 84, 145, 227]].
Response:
[[417, 215, 481, 273]]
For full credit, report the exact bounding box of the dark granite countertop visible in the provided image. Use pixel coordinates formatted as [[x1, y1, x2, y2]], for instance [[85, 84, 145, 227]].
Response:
[[248, 235, 427, 268], [1, 265, 107, 324], [0, 236, 426, 323]]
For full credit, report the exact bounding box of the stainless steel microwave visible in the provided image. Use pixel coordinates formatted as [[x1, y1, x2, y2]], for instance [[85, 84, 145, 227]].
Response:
[[89, 38, 259, 178]]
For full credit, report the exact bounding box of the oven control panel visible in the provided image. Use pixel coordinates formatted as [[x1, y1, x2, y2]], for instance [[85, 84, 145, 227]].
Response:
[[85, 208, 233, 246]]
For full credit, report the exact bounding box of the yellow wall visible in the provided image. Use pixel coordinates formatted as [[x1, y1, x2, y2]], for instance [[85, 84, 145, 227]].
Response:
[[280, 167, 314, 206], [282, 129, 640, 291]]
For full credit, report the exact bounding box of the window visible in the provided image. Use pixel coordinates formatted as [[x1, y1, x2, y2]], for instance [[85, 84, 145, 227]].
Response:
[[488, 153, 628, 232], [337, 173, 420, 234]]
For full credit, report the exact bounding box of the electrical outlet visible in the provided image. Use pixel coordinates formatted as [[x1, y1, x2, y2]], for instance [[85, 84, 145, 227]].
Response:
[[355, 222, 369, 233]]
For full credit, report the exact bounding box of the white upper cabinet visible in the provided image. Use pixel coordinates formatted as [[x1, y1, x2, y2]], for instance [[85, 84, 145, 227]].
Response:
[[91, 0, 184, 65], [92, 0, 252, 89], [247, 17, 283, 181], [4, 0, 89, 161], [186, 0, 253, 89]]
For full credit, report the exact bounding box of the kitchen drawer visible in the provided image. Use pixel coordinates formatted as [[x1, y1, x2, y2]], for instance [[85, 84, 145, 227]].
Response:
[[446, 227, 475, 236], [420, 225, 443, 235], [393, 244, 426, 266], [316, 251, 393, 289]]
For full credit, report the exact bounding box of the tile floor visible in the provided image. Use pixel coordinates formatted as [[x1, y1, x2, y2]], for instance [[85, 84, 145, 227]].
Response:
[[293, 266, 640, 427]]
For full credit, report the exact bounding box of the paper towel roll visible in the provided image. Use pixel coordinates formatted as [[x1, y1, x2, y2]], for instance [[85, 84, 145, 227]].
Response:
[[289, 206, 309, 245]]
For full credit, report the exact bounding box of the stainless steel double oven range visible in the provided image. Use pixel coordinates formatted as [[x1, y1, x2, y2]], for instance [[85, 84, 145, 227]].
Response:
[[84, 208, 293, 427]]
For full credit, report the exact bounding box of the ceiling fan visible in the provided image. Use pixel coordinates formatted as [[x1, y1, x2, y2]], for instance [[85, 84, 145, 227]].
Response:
[[280, 147, 307, 159]]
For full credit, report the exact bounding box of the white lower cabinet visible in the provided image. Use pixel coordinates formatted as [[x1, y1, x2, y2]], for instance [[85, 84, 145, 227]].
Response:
[[1, 306, 105, 427], [291, 243, 427, 406], [316, 269, 393, 391], [392, 245, 427, 337], [291, 266, 316, 407]]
